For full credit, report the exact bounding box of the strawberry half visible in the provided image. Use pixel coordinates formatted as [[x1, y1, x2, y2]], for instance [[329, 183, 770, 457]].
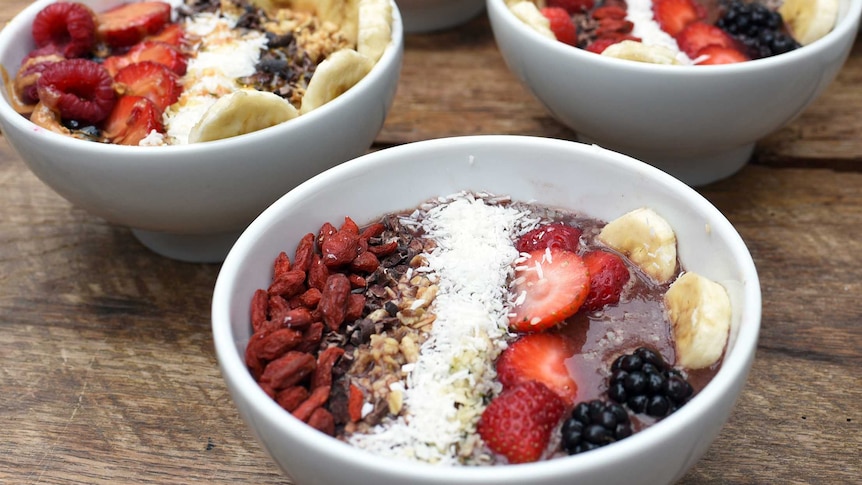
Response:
[[675, 21, 738, 59], [145, 23, 186, 48], [102, 95, 163, 146], [496, 333, 578, 405], [695, 45, 750, 65], [652, 0, 705, 37], [540, 7, 578, 47], [96, 1, 172, 48], [113, 61, 181, 113], [103, 40, 188, 77], [477, 380, 566, 464], [581, 250, 630, 312], [509, 248, 589, 332], [515, 223, 582, 255]]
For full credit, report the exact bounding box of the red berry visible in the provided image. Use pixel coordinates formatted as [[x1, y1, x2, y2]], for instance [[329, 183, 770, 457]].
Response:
[[586, 35, 642, 54], [496, 333, 578, 405], [547, 0, 595, 14], [114, 61, 181, 113], [515, 222, 582, 254], [31, 2, 97, 58], [540, 7, 578, 47], [36, 59, 116, 124], [581, 250, 630, 312], [675, 21, 738, 59], [96, 1, 172, 48], [694, 45, 750, 65], [104, 40, 188, 77], [509, 248, 589, 332], [592, 5, 628, 20], [477, 381, 566, 464], [145, 23, 186, 48], [652, 0, 705, 37], [102, 95, 164, 146], [15, 49, 65, 105]]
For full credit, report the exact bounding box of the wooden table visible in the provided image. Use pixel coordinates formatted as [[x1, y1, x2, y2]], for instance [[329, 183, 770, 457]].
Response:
[[2, 2, 860, 483]]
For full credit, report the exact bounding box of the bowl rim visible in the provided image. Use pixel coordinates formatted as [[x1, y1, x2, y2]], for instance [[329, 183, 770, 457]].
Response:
[[485, 0, 862, 75], [212, 134, 762, 481], [0, 0, 405, 157]]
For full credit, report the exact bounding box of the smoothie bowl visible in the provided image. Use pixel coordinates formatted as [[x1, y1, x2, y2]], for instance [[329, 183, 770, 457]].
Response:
[[0, 0, 403, 262], [486, 0, 862, 186], [212, 135, 761, 484]]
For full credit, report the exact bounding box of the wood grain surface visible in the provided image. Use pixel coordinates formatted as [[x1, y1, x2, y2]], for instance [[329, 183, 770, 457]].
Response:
[[1, 2, 860, 483]]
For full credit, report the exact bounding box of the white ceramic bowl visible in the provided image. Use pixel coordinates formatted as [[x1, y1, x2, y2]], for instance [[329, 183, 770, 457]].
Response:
[[0, 0, 403, 262], [212, 135, 761, 485], [486, 0, 862, 186], [396, 0, 485, 33]]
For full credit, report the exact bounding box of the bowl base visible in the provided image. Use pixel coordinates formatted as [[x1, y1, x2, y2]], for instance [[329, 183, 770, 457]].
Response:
[[131, 228, 242, 263], [577, 137, 754, 186]]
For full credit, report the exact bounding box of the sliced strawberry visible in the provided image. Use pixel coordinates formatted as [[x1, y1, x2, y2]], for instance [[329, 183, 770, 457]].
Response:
[[36, 59, 116, 124], [102, 95, 163, 146], [113, 61, 181, 112], [515, 223, 582, 254], [586, 35, 641, 54], [652, 0, 705, 37], [675, 21, 738, 59], [540, 7, 578, 46], [694, 45, 750, 65], [103, 40, 187, 77], [592, 5, 628, 20], [96, 1, 172, 48], [509, 248, 589, 332], [496, 333, 578, 405], [595, 18, 635, 37], [581, 250, 630, 312], [477, 380, 566, 464], [31, 2, 96, 58], [547, 0, 595, 14], [145, 23, 186, 48]]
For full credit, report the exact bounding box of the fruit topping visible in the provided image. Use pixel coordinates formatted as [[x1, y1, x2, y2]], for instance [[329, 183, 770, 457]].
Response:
[[14, 50, 66, 105], [541, 7, 579, 46], [652, 0, 706, 37], [508, 248, 589, 332], [607, 347, 694, 417], [778, 0, 839, 46], [581, 250, 630, 312], [496, 333, 578, 405], [103, 40, 188, 77], [102, 95, 164, 146], [515, 222, 582, 254], [113, 61, 181, 113], [601, 40, 682, 64], [664, 271, 732, 369], [188, 90, 300, 143], [477, 380, 566, 464], [31, 1, 96, 58], [95, 1, 172, 48], [35, 58, 116, 125], [597, 207, 678, 284], [717, 0, 801, 58], [560, 400, 632, 454], [548, 0, 596, 15], [675, 21, 739, 59], [694, 44, 750, 64]]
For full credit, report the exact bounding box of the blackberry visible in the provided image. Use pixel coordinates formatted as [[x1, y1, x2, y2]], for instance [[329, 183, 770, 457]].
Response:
[[561, 400, 632, 455], [607, 347, 694, 418], [716, 0, 800, 59]]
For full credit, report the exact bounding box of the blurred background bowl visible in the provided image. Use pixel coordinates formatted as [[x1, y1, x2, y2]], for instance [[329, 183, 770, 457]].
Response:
[[396, 0, 486, 33], [486, 0, 862, 186], [212, 135, 761, 485], [0, 0, 404, 262]]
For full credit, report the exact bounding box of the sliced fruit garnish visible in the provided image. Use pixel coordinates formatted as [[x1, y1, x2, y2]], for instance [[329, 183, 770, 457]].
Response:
[[779, 0, 839, 46], [96, 1, 172, 48], [548, 0, 595, 15], [675, 21, 738, 59], [581, 250, 630, 312], [188, 90, 300, 143], [102, 95, 164, 146], [515, 222, 582, 254], [601, 40, 681, 64], [31, 2, 96, 58], [541, 7, 579, 46], [357, 0, 393, 63], [509, 248, 589, 332], [496, 332, 578, 405], [103, 40, 187, 77], [145, 23, 186, 47], [113, 61, 181, 113], [300, 49, 373, 114], [597, 207, 678, 284], [664, 272, 731, 369], [693, 45, 750, 65], [477, 380, 566, 464], [36, 58, 116, 124], [652, 0, 705, 37]]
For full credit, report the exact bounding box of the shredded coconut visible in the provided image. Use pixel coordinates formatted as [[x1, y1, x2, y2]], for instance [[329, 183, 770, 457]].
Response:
[[626, 0, 694, 64]]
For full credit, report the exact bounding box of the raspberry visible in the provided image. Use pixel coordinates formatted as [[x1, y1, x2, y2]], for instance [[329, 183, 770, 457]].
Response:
[[607, 347, 694, 418], [560, 400, 632, 454], [541, 8, 579, 47], [31, 2, 96, 58], [36, 59, 116, 125]]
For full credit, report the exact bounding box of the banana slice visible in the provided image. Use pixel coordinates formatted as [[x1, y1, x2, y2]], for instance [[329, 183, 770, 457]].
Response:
[[300, 49, 373, 114], [779, 0, 839, 46], [508, 1, 555, 40], [597, 207, 678, 284], [665, 272, 732, 369], [601, 40, 682, 65], [357, 0, 393, 63], [188, 89, 299, 143]]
